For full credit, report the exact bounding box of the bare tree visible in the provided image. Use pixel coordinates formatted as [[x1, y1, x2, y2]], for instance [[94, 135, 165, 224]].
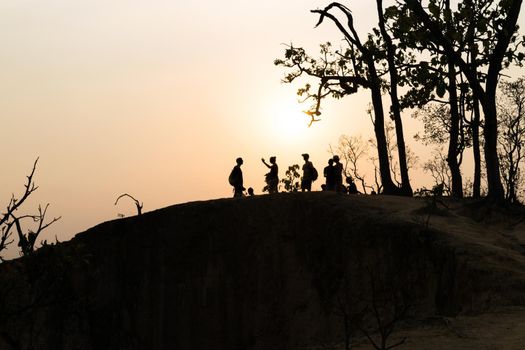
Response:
[[12, 204, 61, 257], [326, 265, 410, 350], [1, 159, 38, 258], [359, 271, 408, 350], [422, 148, 452, 196], [497, 78, 525, 203], [1, 158, 60, 261], [115, 193, 143, 216], [331, 134, 374, 194]]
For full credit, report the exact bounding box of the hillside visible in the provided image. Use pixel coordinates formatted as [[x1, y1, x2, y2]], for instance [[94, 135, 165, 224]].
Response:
[[0, 192, 524, 350]]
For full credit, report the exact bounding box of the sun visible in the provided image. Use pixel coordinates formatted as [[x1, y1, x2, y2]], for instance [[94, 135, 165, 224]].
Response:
[[269, 102, 310, 140]]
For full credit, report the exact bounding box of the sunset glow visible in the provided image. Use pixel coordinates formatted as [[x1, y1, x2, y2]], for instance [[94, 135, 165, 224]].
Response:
[[2, 0, 525, 260], [267, 102, 310, 141]]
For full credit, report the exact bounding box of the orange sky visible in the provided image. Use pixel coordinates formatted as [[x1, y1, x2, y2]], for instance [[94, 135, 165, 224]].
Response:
[[2, 0, 525, 258]]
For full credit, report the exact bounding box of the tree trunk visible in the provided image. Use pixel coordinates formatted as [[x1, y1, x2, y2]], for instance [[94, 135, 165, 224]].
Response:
[[444, 0, 463, 198], [404, 0, 523, 203], [310, 3, 400, 195], [470, 32, 482, 199], [446, 63, 463, 197], [507, 160, 517, 203], [480, 92, 505, 202], [368, 61, 400, 195], [377, 0, 413, 196], [471, 95, 482, 198], [469, 0, 522, 203]]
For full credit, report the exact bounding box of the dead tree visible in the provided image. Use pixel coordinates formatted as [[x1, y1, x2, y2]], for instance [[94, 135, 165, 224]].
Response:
[[12, 204, 61, 257], [1, 159, 38, 258], [327, 264, 410, 350], [1, 158, 60, 261], [114, 193, 143, 216], [331, 134, 375, 194], [358, 269, 409, 350]]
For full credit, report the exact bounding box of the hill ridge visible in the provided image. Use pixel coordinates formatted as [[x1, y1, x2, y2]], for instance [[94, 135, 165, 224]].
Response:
[[1, 192, 525, 349]]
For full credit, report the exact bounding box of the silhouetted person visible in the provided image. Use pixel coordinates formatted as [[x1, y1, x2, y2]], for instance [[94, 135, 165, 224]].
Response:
[[229, 157, 244, 198], [301, 153, 316, 192], [247, 187, 255, 196], [333, 155, 344, 192], [346, 176, 358, 194], [323, 158, 336, 191], [262, 156, 279, 194]]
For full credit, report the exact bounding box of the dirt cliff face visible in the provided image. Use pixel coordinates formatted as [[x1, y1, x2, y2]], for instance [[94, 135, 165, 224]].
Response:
[[1, 192, 524, 349]]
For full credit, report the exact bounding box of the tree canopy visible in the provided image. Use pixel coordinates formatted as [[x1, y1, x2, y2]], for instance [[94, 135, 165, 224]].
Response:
[[276, 0, 525, 203]]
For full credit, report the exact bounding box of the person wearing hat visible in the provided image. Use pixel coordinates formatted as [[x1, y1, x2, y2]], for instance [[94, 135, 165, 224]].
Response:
[[301, 153, 315, 192], [333, 155, 344, 192]]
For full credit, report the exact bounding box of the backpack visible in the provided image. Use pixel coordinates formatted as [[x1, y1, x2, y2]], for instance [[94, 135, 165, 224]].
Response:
[[229, 167, 240, 186], [228, 170, 236, 186], [311, 166, 318, 181]]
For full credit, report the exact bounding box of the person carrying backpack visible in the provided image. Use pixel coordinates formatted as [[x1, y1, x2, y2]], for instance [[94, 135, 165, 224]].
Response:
[[229, 157, 245, 197], [301, 153, 317, 192]]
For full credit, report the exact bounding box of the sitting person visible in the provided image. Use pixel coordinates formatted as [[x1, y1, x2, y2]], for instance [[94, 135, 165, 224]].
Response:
[[346, 176, 359, 194]]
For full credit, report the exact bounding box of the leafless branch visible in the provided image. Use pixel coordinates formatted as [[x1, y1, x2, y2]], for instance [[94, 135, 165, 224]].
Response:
[[115, 193, 143, 215], [1, 158, 40, 257], [11, 203, 61, 256], [312, 3, 362, 49], [1, 158, 39, 227]]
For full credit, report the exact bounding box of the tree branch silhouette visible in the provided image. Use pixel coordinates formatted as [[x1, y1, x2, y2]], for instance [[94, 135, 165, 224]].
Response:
[[1, 158, 61, 260], [115, 193, 143, 216]]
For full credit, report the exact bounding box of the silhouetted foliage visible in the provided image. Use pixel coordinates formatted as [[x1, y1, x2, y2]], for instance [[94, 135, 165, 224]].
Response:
[[412, 104, 453, 146], [398, 0, 525, 202], [280, 164, 301, 192], [414, 183, 450, 230], [275, 1, 415, 196], [390, 0, 468, 198], [277, 0, 525, 202]]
